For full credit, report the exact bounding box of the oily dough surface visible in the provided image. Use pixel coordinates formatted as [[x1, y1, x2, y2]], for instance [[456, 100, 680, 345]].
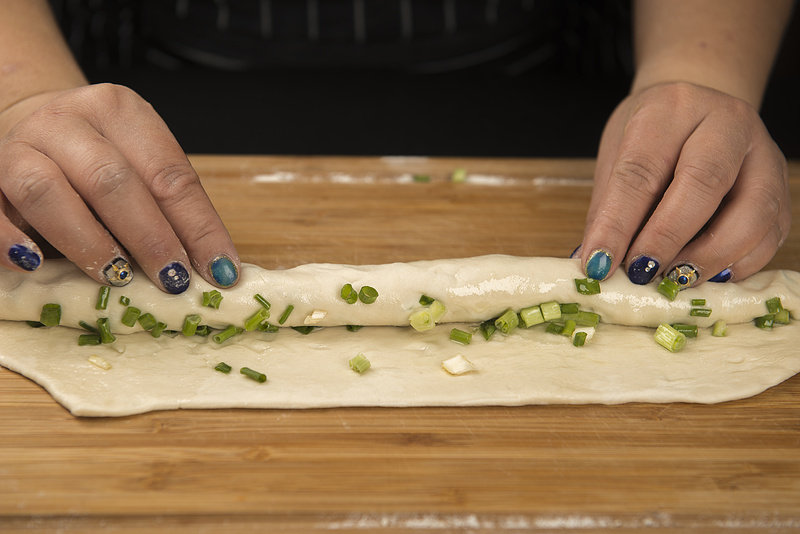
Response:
[[0, 256, 799, 416]]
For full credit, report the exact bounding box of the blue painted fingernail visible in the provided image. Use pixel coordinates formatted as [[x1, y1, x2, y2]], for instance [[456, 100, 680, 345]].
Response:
[[102, 257, 133, 286], [159, 261, 190, 294], [627, 255, 660, 285], [667, 264, 698, 288], [709, 268, 732, 283], [569, 244, 582, 259], [8, 244, 41, 271], [585, 249, 612, 280], [209, 255, 238, 287]]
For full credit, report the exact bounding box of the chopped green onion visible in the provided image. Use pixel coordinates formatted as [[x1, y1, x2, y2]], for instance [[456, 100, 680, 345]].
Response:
[[244, 307, 270, 331], [442, 354, 476, 375], [451, 168, 467, 182], [78, 333, 101, 346], [213, 324, 241, 343], [754, 314, 775, 329], [711, 320, 727, 337], [545, 322, 563, 335], [253, 293, 270, 310], [79, 320, 98, 333], [150, 321, 167, 338], [25, 321, 45, 328], [202, 290, 223, 309], [774, 309, 791, 324], [121, 306, 141, 327], [574, 278, 601, 295], [691, 298, 706, 306], [340, 283, 358, 304], [519, 305, 544, 328], [429, 300, 446, 322], [40, 303, 61, 327], [346, 324, 363, 332], [413, 174, 431, 183], [182, 314, 202, 336], [419, 294, 435, 306], [409, 309, 435, 331], [257, 322, 279, 333], [670, 323, 698, 338], [561, 319, 577, 337], [96, 286, 110, 310], [573, 311, 600, 327], [119, 295, 130, 306], [654, 324, 686, 352], [494, 308, 519, 335], [689, 308, 712, 317], [195, 325, 212, 336], [214, 362, 232, 374], [96, 318, 116, 344], [560, 302, 580, 314], [540, 301, 561, 322], [657, 278, 680, 301], [87, 354, 111, 369], [240, 367, 267, 383], [291, 326, 316, 335], [766, 297, 784, 314], [479, 319, 497, 340], [358, 286, 379, 304], [138, 313, 157, 331], [348, 353, 371, 373], [449, 328, 472, 345], [278, 305, 294, 325], [573, 331, 587, 347]]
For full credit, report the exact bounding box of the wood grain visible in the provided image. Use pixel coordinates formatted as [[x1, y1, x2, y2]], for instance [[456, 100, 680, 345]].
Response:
[[1, 156, 799, 533]]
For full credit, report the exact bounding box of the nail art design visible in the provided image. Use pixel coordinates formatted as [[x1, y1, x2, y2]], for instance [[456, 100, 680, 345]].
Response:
[[667, 264, 698, 289], [585, 249, 612, 280], [709, 268, 732, 283], [102, 257, 133, 286], [209, 255, 238, 287], [159, 261, 190, 294], [627, 255, 660, 285], [8, 244, 41, 272]]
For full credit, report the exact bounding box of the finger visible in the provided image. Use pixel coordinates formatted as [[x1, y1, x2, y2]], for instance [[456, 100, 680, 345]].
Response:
[[0, 201, 43, 273], [78, 85, 240, 288], [624, 112, 751, 284], [0, 145, 134, 286], [714, 217, 788, 283]]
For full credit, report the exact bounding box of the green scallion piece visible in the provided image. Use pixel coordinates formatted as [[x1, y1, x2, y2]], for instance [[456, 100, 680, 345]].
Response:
[[291, 326, 316, 335], [519, 305, 544, 328], [560, 302, 580, 314], [766, 297, 784, 314], [711, 320, 727, 337], [340, 283, 358, 304], [574, 278, 601, 295], [195, 324, 212, 336], [119, 295, 130, 306], [358, 286, 379, 304], [419, 294, 435, 306], [150, 321, 167, 338], [774, 309, 791, 325], [254, 294, 270, 310], [240, 367, 267, 383], [244, 307, 270, 331], [413, 174, 431, 183], [138, 313, 157, 331], [449, 328, 472, 345], [545, 322, 563, 335], [654, 324, 686, 352], [96, 286, 110, 310], [657, 278, 680, 301], [278, 305, 294, 325], [79, 320, 99, 333], [574, 311, 600, 327], [494, 308, 519, 335], [670, 323, 698, 338], [26, 321, 45, 328], [689, 308, 712, 318], [212, 324, 241, 344], [96, 317, 116, 344], [691, 298, 706, 306], [540, 301, 561, 322], [214, 362, 232, 374], [182, 314, 202, 336], [409, 309, 435, 331], [451, 168, 467, 182], [78, 333, 101, 346], [346, 324, 363, 332], [202, 290, 223, 309], [121, 306, 141, 327], [480, 319, 497, 340], [754, 314, 775, 329], [258, 322, 280, 333], [429, 300, 446, 322], [561, 319, 577, 337], [573, 331, 587, 347], [349, 353, 371, 373], [40, 303, 61, 327]]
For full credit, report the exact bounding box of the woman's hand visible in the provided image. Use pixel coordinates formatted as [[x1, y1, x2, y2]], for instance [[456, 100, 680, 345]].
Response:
[[0, 83, 240, 293], [579, 81, 790, 287]]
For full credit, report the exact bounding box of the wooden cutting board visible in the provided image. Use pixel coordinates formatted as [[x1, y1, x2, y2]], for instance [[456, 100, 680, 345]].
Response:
[[1, 156, 799, 533]]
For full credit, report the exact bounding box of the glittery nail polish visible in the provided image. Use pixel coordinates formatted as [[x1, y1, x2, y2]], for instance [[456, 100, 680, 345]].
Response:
[[209, 255, 238, 287], [708, 268, 732, 283], [627, 255, 660, 285], [102, 257, 133, 286], [8, 244, 41, 271], [585, 249, 612, 280], [159, 262, 190, 294], [667, 264, 698, 288]]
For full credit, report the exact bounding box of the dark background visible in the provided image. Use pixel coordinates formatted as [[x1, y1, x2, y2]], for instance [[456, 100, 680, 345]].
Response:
[[52, 0, 799, 158]]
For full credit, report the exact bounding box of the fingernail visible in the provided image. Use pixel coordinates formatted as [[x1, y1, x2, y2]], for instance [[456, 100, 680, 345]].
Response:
[[627, 255, 660, 285], [8, 244, 41, 271], [159, 261, 190, 294], [585, 249, 613, 280], [708, 268, 732, 283], [102, 257, 133, 286], [667, 264, 698, 289], [569, 244, 582, 259], [209, 255, 238, 287]]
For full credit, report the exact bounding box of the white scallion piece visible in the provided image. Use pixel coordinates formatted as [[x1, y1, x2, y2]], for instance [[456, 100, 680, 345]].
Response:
[[571, 326, 595, 343], [442, 355, 476, 376], [304, 310, 328, 325], [88, 355, 111, 370]]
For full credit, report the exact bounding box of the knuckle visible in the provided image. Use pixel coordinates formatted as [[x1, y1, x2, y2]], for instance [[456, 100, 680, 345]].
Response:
[[83, 160, 131, 199], [8, 166, 58, 210], [611, 152, 667, 198], [676, 158, 734, 198], [149, 162, 200, 203]]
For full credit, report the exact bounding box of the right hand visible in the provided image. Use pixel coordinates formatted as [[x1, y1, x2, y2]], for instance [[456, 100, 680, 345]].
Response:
[[0, 83, 240, 293]]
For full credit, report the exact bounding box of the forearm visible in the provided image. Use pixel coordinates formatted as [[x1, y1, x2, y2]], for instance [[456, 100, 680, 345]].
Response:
[[0, 0, 86, 132], [632, 0, 794, 108]]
